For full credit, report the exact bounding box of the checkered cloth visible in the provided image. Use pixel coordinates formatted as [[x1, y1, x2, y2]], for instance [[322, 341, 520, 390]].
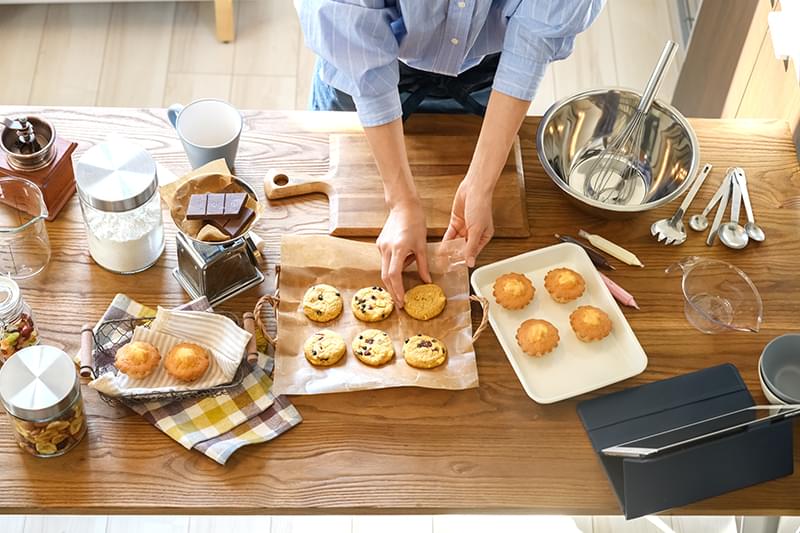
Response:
[[92, 294, 302, 465]]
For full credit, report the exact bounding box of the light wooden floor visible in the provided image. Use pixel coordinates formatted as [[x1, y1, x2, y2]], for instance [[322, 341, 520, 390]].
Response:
[[0, 513, 775, 533], [0, 0, 683, 114]]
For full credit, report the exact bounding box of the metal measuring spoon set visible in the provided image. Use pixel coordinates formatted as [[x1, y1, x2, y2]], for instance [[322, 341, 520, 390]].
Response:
[[689, 167, 765, 248], [651, 165, 766, 248]]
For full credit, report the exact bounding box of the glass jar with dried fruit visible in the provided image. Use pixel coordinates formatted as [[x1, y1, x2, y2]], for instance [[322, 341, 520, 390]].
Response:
[[0, 276, 39, 363], [0, 345, 86, 457]]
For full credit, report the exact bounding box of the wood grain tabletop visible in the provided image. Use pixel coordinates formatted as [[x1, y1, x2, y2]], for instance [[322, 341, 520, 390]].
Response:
[[0, 107, 798, 515]]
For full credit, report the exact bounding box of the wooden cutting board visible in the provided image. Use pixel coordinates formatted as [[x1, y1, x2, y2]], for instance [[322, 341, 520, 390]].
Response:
[[263, 133, 530, 237]]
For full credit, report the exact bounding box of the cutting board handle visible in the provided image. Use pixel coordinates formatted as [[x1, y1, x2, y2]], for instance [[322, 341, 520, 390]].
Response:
[[264, 169, 332, 200]]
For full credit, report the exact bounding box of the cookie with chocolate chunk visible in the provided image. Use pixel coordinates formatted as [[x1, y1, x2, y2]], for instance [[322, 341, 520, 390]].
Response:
[[352, 329, 395, 366], [302, 284, 343, 322], [303, 330, 346, 366], [402, 333, 447, 369], [351, 286, 394, 322]]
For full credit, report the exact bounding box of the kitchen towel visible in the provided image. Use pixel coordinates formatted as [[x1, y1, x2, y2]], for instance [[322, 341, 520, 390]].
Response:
[[92, 294, 302, 465]]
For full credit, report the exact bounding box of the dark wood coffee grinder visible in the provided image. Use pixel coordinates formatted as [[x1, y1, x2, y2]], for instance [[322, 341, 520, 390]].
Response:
[[0, 116, 78, 220]]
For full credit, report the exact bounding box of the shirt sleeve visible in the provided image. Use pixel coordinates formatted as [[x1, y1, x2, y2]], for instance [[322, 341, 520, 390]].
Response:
[[297, 0, 402, 127], [493, 0, 605, 102]]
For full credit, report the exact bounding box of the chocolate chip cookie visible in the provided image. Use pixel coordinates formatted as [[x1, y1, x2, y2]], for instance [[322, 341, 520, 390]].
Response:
[[302, 283, 343, 322], [352, 329, 395, 366], [402, 333, 447, 369], [351, 286, 394, 322], [303, 329, 346, 367]]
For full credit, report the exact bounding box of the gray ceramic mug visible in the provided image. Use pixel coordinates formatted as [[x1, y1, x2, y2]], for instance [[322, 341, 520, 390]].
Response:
[[167, 99, 243, 170]]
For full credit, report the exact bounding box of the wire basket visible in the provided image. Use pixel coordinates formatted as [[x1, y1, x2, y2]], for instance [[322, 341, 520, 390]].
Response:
[[89, 313, 250, 405]]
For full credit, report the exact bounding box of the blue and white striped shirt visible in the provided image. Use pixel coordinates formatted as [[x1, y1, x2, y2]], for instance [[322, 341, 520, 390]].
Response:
[[297, 0, 604, 126]]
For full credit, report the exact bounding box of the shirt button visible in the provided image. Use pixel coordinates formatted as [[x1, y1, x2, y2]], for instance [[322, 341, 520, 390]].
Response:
[[457, 1, 466, 7], [450, 37, 459, 45]]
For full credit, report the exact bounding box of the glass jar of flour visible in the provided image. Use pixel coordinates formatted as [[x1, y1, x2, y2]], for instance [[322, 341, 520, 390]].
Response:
[[75, 141, 164, 274]]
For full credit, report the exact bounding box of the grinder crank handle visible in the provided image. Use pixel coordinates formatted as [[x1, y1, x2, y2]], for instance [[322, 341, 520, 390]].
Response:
[[264, 169, 333, 200]]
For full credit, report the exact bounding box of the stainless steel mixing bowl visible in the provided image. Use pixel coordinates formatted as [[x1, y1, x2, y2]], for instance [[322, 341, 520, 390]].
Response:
[[536, 88, 700, 218]]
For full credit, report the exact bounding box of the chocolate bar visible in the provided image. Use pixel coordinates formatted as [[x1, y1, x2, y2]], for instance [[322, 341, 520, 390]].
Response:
[[223, 207, 255, 237], [186, 194, 208, 220], [206, 193, 226, 217], [223, 192, 247, 216], [209, 207, 255, 238], [186, 192, 248, 220]]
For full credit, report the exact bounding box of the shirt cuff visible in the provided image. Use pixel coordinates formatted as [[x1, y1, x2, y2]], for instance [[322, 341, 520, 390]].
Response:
[[492, 48, 549, 102], [352, 90, 403, 127]]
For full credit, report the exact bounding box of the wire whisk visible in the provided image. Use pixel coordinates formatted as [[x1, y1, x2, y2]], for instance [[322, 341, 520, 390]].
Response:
[[583, 40, 678, 205]]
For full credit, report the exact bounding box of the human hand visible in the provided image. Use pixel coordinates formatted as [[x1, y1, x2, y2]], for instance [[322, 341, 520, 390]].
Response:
[[443, 178, 494, 267], [377, 199, 432, 307]]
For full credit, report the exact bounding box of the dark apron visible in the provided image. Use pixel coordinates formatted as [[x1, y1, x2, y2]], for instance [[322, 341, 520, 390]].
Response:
[[386, 0, 499, 120]]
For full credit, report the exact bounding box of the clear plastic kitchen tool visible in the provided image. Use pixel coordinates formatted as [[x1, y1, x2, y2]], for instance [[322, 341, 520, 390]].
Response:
[[666, 257, 762, 334], [0, 176, 51, 278]]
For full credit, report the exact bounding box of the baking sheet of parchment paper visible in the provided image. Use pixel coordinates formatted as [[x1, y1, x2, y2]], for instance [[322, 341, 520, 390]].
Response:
[[271, 235, 479, 395]]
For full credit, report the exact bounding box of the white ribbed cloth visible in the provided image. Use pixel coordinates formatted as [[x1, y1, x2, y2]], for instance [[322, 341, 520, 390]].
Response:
[[89, 307, 250, 397]]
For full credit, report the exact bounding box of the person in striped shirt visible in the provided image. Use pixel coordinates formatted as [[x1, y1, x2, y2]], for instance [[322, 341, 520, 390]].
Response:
[[297, 0, 603, 306]]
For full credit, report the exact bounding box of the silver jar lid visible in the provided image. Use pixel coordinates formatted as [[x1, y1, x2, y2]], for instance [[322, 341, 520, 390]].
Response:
[[0, 345, 80, 421], [0, 275, 22, 324], [75, 140, 158, 212]]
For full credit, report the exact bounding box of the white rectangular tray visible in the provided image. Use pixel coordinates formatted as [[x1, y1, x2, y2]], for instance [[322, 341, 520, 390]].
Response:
[[470, 242, 647, 404]]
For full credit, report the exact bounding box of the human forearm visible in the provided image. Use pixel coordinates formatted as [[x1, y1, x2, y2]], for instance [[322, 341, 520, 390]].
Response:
[[366, 117, 431, 305], [363, 117, 419, 209], [466, 90, 530, 193]]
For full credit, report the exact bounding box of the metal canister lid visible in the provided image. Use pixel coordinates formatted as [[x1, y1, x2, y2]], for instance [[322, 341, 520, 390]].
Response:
[[0, 345, 80, 421], [75, 140, 158, 212], [0, 275, 22, 324]]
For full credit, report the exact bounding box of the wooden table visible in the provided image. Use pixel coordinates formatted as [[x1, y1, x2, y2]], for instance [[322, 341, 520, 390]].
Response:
[[1, 107, 799, 515]]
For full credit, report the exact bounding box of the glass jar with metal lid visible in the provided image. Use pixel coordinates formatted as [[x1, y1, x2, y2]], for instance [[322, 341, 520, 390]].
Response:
[[75, 140, 165, 274], [0, 275, 38, 363], [0, 345, 86, 457]]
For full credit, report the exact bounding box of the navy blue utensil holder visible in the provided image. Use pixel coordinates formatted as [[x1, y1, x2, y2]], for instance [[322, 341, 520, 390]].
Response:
[[577, 363, 794, 519]]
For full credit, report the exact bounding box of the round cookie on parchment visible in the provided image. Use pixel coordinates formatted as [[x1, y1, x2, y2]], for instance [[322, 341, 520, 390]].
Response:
[[403, 283, 447, 321], [351, 286, 394, 322], [352, 329, 395, 367], [303, 329, 346, 367], [492, 272, 535, 310], [516, 319, 560, 357], [302, 283, 343, 322], [402, 333, 447, 369]]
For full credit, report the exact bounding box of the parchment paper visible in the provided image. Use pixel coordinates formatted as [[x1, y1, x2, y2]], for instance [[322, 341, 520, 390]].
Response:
[[271, 235, 479, 395], [159, 158, 260, 242]]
